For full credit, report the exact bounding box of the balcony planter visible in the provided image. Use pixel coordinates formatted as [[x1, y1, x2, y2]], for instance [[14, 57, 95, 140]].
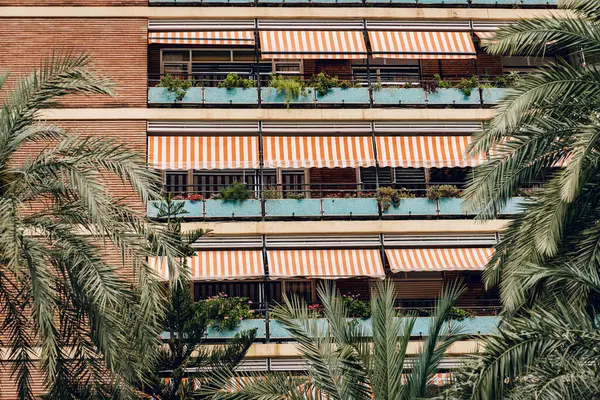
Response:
[[382, 198, 437, 216], [426, 88, 480, 106], [500, 197, 527, 214], [482, 88, 510, 105], [206, 319, 266, 339], [260, 87, 315, 105], [204, 199, 261, 218], [265, 199, 322, 217], [146, 200, 204, 218], [322, 198, 378, 217], [148, 87, 203, 104], [437, 197, 465, 215], [316, 88, 370, 105], [373, 88, 427, 105], [203, 87, 258, 105]]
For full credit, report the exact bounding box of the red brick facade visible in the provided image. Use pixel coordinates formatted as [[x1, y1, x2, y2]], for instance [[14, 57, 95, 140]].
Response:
[[0, 19, 147, 108]]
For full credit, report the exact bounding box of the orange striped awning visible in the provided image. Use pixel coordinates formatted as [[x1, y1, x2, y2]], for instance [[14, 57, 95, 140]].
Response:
[[376, 136, 485, 168], [259, 31, 367, 59], [148, 136, 259, 170], [267, 249, 385, 279], [150, 251, 264, 281], [386, 248, 494, 272], [148, 31, 255, 45], [475, 32, 496, 40], [263, 136, 375, 168], [368, 31, 476, 60]]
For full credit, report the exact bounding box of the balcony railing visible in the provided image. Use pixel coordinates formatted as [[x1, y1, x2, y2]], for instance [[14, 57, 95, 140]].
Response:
[[147, 74, 512, 108], [147, 184, 528, 220], [149, 0, 557, 7]]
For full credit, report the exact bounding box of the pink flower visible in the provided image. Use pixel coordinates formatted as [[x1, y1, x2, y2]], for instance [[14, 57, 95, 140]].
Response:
[[248, 300, 253, 304], [308, 305, 314, 310], [224, 316, 229, 320]]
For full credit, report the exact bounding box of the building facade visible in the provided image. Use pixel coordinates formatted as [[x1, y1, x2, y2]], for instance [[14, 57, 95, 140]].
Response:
[[0, 0, 560, 396]]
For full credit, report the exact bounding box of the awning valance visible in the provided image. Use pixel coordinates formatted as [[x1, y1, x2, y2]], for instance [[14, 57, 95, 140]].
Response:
[[259, 30, 367, 59], [263, 136, 375, 168], [376, 136, 485, 168], [267, 249, 385, 279], [474, 32, 496, 40], [386, 248, 494, 272], [150, 250, 265, 281], [148, 31, 255, 45], [148, 136, 260, 170], [368, 31, 476, 60]]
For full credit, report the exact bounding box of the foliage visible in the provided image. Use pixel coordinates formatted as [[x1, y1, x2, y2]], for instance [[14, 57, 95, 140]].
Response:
[[171, 193, 205, 202], [341, 292, 371, 319], [202, 280, 467, 400], [455, 76, 479, 96], [308, 72, 355, 96], [218, 73, 254, 89], [286, 191, 306, 200], [263, 186, 283, 199], [370, 80, 383, 91], [444, 307, 475, 321], [268, 75, 310, 106], [0, 52, 186, 397], [434, 74, 453, 89], [376, 186, 415, 211], [197, 293, 254, 331], [426, 185, 461, 200], [220, 182, 252, 201], [158, 74, 194, 101], [462, 0, 600, 314], [324, 191, 375, 199]]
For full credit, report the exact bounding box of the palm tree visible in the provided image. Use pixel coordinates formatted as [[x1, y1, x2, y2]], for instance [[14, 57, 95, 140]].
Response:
[[0, 53, 184, 398], [463, 0, 600, 314], [202, 280, 467, 400], [140, 198, 256, 399]]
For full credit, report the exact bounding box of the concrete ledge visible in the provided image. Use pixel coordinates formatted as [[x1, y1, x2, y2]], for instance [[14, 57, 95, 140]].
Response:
[[39, 107, 494, 121], [0, 6, 568, 20], [181, 219, 508, 235]]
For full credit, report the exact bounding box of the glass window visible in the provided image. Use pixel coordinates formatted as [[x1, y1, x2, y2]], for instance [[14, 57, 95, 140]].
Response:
[[165, 172, 188, 197], [192, 50, 232, 62], [164, 64, 188, 78], [285, 281, 314, 304], [233, 50, 256, 61], [163, 50, 190, 62]]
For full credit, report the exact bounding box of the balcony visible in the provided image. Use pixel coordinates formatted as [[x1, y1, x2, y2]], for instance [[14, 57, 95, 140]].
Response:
[[147, 193, 528, 220], [147, 83, 511, 109]]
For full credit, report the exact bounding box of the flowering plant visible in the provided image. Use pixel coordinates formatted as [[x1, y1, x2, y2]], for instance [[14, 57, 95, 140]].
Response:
[[340, 292, 371, 319], [169, 194, 204, 202], [196, 293, 254, 331]]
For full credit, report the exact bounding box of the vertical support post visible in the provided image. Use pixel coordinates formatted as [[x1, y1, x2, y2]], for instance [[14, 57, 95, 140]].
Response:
[[187, 169, 194, 197], [254, 19, 262, 107], [262, 234, 270, 343], [362, 19, 373, 107], [259, 121, 266, 220], [370, 121, 380, 190]]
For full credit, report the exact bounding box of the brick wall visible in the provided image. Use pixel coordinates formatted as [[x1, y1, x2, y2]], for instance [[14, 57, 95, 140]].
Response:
[[309, 167, 358, 196], [0, 363, 46, 399], [0, 19, 148, 108], [420, 52, 502, 78], [303, 60, 353, 78], [11, 120, 147, 213]]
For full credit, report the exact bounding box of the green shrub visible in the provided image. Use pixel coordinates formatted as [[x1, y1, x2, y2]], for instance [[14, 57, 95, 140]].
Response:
[[341, 293, 371, 319], [263, 186, 282, 199], [434, 74, 453, 89], [426, 185, 461, 200], [196, 293, 254, 331], [445, 307, 476, 321], [218, 73, 254, 89], [308, 72, 355, 96], [375, 187, 414, 211], [220, 182, 252, 201], [157, 74, 194, 102], [455, 76, 479, 96], [268, 75, 309, 106], [286, 192, 305, 200]]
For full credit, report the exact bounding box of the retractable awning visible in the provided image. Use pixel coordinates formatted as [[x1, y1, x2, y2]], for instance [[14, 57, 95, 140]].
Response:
[[259, 30, 367, 59], [150, 250, 265, 281], [263, 136, 375, 168], [148, 136, 260, 170], [376, 136, 485, 168], [267, 249, 385, 279], [368, 31, 476, 59], [386, 248, 494, 272], [148, 31, 255, 45]]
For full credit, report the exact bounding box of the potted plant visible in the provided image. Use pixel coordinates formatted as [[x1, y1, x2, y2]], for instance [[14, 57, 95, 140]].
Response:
[[196, 293, 254, 331], [153, 74, 199, 103], [204, 73, 258, 105], [426, 74, 480, 105], [263, 75, 313, 106], [205, 182, 261, 218], [429, 185, 463, 215]]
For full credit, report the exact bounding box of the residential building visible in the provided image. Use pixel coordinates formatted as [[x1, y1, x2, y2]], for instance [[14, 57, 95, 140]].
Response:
[[0, 0, 560, 396]]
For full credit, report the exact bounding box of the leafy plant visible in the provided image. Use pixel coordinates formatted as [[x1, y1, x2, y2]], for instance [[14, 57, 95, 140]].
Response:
[[455, 76, 479, 96], [196, 293, 254, 331], [370, 79, 383, 91], [220, 182, 252, 201], [218, 73, 254, 89], [426, 185, 461, 200], [263, 186, 282, 199], [285, 192, 305, 200], [158, 74, 194, 101], [308, 72, 355, 96], [268, 75, 309, 106], [375, 186, 414, 211], [444, 307, 475, 321], [340, 292, 371, 319], [434, 74, 453, 89]]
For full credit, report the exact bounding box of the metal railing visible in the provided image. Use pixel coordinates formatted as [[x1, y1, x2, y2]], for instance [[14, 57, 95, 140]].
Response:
[[149, 0, 558, 8]]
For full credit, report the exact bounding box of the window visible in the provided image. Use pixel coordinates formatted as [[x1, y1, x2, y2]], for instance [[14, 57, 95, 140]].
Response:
[[165, 172, 188, 196], [273, 61, 302, 75]]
